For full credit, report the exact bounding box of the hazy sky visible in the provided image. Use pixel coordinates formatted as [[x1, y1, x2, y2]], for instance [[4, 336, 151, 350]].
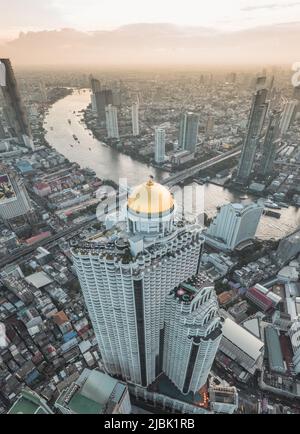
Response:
[[1, 0, 300, 39]]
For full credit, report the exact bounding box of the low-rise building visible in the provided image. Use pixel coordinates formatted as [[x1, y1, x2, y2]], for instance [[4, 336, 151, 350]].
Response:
[[55, 369, 131, 414]]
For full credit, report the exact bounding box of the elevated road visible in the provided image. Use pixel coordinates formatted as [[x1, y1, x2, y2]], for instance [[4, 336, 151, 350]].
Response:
[[162, 146, 241, 186], [0, 148, 241, 268]]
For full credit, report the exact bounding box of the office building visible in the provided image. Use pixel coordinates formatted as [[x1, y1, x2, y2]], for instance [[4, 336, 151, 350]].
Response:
[[95, 89, 113, 122], [0, 164, 34, 224], [154, 127, 165, 163], [279, 100, 298, 135], [55, 369, 131, 414], [0, 58, 34, 149], [89, 76, 101, 94], [205, 202, 264, 251], [179, 112, 199, 153], [258, 111, 280, 176], [131, 102, 139, 136], [72, 178, 211, 391], [205, 116, 214, 137], [105, 104, 119, 139], [236, 88, 268, 184], [164, 275, 222, 393]]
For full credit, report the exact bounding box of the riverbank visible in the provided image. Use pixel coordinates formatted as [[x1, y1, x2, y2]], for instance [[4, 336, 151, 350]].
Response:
[[43, 89, 300, 240]]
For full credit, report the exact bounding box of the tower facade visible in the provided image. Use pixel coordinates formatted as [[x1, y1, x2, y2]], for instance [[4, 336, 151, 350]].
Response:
[[236, 88, 268, 184], [72, 179, 218, 393], [0, 58, 33, 149], [131, 102, 139, 136], [259, 111, 280, 176], [154, 127, 165, 163], [205, 202, 264, 251], [179, 112, 199, 153], [95, 89, 113, 122], [164, 276, 222, 393], [105, 105, 119, 139], [279, 100, 297, 135]]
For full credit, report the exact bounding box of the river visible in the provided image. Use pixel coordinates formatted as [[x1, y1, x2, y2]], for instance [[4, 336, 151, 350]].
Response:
[[44, 89, 300, 240]]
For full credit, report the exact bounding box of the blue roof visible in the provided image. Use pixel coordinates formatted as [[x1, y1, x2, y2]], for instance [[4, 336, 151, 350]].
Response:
[[16, 160, 33, 174], [265, 326, 286, 373]]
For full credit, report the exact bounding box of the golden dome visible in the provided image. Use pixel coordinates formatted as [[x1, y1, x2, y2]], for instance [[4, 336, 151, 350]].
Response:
[[127, 178, 174, 215]]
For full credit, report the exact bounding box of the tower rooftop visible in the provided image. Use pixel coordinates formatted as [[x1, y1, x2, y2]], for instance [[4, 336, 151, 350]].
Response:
[[127, 177, 174, 215]]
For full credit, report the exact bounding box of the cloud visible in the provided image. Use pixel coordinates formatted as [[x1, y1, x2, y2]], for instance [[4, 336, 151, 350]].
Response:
[[2, 22, 300, 66], [242, 2, 300, 12]]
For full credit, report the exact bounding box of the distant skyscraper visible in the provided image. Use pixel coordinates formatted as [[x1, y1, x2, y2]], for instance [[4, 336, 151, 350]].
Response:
[[131, 102, 139, 136], [154, 127, 165, 163], [205, 202, 264, 251], [259, 111, 280, 176], [179, 112, 199, 153], [236, 88, 268, 184], [255, 75, 267, 90], [205, 115, 214, 138], [89, 76, 101, 94], [0, 58, 33, 149], [105, 104, 119, 139], [95, 89, 113, 122], [279, 100, 298, 135], [72, 179, 211, 391]]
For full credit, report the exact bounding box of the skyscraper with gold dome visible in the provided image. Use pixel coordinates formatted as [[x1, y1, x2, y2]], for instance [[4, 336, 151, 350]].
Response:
[[71, 178, 222, 408]]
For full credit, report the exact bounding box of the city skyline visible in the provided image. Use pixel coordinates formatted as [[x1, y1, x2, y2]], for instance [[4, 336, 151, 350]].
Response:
[[0, 0, 300, 413]]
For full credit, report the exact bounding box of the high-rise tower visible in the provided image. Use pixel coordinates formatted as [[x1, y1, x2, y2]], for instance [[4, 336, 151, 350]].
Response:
[[154, 127, 166, 163], [0, 58, 33, 149], [131, 102, 139, 136], [279, 100, 297, 135], [94, 89, 113, 122], [72, 179, 220, 393], [179, 112, 199, 153], [236, 88, 268, 184], [105, 105, 119, 139], [205, 202, 264, 251], [164, 275, 222, 394], [259, 111, 280, 176]]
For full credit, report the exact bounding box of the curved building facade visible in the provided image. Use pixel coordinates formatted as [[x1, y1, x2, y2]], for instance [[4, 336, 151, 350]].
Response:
[[205, 202, 264, 251], [72, 178, 221, 394], [164, 276, 222, 393]]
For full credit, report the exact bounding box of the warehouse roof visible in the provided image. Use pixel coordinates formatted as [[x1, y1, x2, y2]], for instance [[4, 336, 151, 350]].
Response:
[[222, 318, 264, 361]]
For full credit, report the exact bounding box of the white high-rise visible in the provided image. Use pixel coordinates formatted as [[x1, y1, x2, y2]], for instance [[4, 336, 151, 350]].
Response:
[[205, 202, 264, 251], [164, 275, 222, 394], [72, 178, 221, 393], [105, 104, 119, 139], [154, 127, 165, 163], [131, 102, 139, 136], [279, 100, 297, 135]]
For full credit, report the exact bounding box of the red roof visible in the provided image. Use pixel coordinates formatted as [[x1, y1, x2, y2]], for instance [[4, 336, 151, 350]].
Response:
[[248, 287, 273, 308], [34, 182, 50, 190], [25, 231, 51, 245]]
